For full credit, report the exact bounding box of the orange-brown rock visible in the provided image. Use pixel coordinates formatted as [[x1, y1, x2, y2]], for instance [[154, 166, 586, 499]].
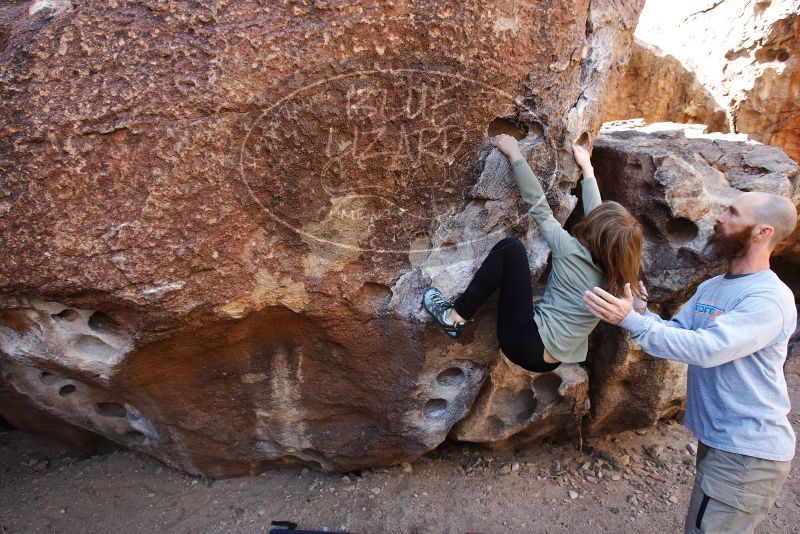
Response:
[[0, 1, 646, 475], [604, 39, 729, 133], [603, 39, 729, 132], [610, 0, 800, 163]]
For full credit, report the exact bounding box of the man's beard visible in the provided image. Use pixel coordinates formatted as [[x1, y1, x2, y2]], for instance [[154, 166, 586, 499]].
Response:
[[704, 224, 755, 260]]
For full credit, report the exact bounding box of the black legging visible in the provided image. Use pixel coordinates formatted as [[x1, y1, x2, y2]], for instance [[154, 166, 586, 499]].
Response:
[[452, 237, 561, 373]]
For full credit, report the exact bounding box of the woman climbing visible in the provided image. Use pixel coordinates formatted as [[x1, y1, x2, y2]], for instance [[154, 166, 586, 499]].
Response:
[[422, 134, 645, 372]]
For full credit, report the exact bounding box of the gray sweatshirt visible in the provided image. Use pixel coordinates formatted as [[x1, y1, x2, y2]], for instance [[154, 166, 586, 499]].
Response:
[[619, 270, 797, 461]]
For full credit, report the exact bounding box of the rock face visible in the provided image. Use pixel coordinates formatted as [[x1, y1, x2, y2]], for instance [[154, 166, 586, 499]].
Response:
[[584, 122, 799, 435], [0, 1, 646, 475], [593, 121, 799, 307], [585, 320, 687, 436], [603, 39, 729, 133], [608, 0, 800, 164], [451, 354, 589, 447]]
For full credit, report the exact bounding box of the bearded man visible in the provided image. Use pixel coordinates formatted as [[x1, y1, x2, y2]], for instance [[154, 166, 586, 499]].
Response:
[[583, 191, 798, 534]]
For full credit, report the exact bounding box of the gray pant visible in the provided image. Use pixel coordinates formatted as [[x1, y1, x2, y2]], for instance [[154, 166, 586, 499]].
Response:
[[684, 442, 792, 534]]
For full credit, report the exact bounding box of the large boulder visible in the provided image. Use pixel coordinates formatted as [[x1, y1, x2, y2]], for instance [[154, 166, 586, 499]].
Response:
[[584, 121, 799, 435], [0, 1, 645, 475], [609, 0, 800, 164]]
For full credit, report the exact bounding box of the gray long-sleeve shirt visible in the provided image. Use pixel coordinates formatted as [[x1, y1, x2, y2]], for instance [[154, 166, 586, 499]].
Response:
[[619, 270, 797, 461], [511, 158, 604, 363]]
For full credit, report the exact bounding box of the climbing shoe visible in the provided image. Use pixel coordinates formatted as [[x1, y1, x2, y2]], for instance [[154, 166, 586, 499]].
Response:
[[422, 287, 466, 339]]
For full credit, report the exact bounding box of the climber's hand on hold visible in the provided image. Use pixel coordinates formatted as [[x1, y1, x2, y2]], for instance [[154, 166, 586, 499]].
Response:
[[571, 143, 594, 177], [492, 134, 523, 163]]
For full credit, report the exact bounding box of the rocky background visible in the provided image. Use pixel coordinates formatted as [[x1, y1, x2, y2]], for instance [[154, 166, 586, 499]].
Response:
[[606, 0, 800, 164], [0, 0, 797, 478]]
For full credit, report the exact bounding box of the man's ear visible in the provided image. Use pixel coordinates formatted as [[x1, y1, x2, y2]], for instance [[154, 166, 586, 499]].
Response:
[[754, 224, 775, 242]]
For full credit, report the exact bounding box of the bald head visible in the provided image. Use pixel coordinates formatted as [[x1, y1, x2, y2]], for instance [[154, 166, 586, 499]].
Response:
[[743, 192, 798, 248]]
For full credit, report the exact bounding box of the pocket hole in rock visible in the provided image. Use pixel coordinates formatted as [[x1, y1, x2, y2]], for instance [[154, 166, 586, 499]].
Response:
[[438, 239, 458, 252], [532, 374, 562, 405], [756, 47, 790, 63], [665, 217, 699, 246], [774, 49, 790, 62], [0, 414, 13, 432], [514, 389, 538, 422], [576, 131, 590, 149], [87, 311, 125, 336], [487, 117, 528, 140], [96, 402, 127, 418], [527, 121, 544, 140], [58, 384, 76, 397], [51, 309, 79, 322], [125, 430, 146, 444], [436, 367, 466, 387], [423, 399, 448, 419], [40, 371, 60, 385]]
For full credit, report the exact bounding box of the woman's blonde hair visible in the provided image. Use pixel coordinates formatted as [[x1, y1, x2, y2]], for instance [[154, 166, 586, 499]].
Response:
[[573, 201, 645, 299]]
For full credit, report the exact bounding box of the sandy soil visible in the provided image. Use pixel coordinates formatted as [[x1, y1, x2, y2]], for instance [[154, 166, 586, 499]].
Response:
[[2, 368, 799, 534]]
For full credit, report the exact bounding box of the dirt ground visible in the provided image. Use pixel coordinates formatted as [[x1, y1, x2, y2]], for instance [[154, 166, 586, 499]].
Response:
[[2, 367, 799, 534]]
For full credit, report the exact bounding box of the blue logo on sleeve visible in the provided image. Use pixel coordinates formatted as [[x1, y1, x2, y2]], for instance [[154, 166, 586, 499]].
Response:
[[694, 302, 726, 319]]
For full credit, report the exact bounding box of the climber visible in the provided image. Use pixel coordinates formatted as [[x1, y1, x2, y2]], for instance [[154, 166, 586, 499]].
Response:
[[422, 134, 645, 373], [583, 192, 797, 534]]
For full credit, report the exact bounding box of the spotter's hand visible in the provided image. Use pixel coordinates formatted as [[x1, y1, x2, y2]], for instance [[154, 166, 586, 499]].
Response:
[[583, 283, 634, 325]]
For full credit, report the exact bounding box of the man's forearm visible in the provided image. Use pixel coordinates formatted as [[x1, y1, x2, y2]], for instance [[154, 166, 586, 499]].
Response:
[[618, 303, 783, 368]]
